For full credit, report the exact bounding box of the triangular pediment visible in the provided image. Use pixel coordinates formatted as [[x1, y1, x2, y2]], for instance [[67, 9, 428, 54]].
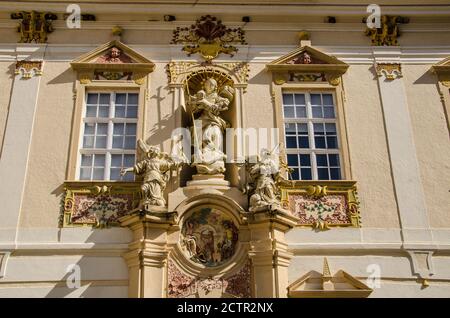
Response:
[[432, 56, 450, 79], [266, 45, 348, 75], [287, 259, 372, 298], [71, 40, 155, 73]]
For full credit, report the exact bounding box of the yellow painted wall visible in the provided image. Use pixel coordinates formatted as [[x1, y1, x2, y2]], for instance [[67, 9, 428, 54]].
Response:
[[403, 65, 450, 228]]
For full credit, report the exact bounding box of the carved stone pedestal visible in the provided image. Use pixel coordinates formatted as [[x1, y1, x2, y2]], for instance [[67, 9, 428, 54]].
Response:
[[247, 205, 299, 298], [119, 208, 178, 298]]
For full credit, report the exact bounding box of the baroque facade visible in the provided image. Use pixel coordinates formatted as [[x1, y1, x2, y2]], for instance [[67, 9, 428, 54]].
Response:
[[0, 0, 449, 298]]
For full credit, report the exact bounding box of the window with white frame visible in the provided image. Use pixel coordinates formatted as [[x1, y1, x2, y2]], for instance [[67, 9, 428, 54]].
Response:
[[78, 92, 138, 181], [282, 91, 342, 180]]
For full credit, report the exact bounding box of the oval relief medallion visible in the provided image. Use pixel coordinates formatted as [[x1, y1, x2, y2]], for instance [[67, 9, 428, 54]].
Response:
[[180, 207, 239, 267]]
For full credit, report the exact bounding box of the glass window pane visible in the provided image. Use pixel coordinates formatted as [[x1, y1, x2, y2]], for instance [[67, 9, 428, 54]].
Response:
[[111, 154, 122, 167], [81, 154, 93, 167], [327, 136, 338, 149], [318, 168, 329, 180], [294, 94, 305, 105], [110, 168, 121, 181], [324, 107, 335, 118], [125, 123, 137, 135], [97, 123, 108, 135], [290, 168, 299, 180], [286, 136, 297, 148], [114, 123, 125, 135], [128, 93, 138, 105], [299, 154, 311, 166], [316, 154, 328, 166], [301, 168, 312, 180], [124, 154, 135, 167], [98, 106, 109, 118], [322, 94, 333, 106], [122, 172, 134, 181], [285, 123, 296, 135], [312, 106, 323, 118], [113, 136, 124, 148], [83, 136, 94, 148], [310, 94, 321, 105], [116, 93, 126, 105], [283, 106, 295, 118], [94, 154, 105, 167], [127, 106, 138, 118], [314, 136, 326, 148], [87, 93, 98, 105], [115, 106, 126, 118], [330, 168, 341, 180], [124, 136, 136, 149], [297, 123, 308, 134], [92, 168, 104, 180], [328, 154, 340, 166], [84, 123, 95, 135], [287, 154, 298, 166], [86, 106, 97, 117], [298, 136, 309, 148], [282, 94, 294, 105], [325, 123, 336, 134], [295, 106, 306, 118], [95, 136, 107, 148], [80, 167, 91, 180], [99, 93, 110, 105], [313, 123, 325, 134]]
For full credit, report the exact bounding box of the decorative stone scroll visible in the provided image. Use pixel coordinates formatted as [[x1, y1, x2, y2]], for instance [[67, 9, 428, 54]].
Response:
[[15, 60, 43, 79], [167, 259, 251, 298], [376, 63, 403, 80], [280, 181, 361, 230], [62, 181, 140, 228], [166, 61, 249, 90]]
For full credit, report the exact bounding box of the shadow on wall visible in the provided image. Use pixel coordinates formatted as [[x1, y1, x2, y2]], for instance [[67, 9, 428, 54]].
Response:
[[44, 226, 131, 298]]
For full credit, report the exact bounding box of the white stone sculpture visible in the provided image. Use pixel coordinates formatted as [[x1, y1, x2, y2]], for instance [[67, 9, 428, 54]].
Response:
[[121, 139, 180, 209], [246, 148, 285, 212], [188, 77, 234, 175]]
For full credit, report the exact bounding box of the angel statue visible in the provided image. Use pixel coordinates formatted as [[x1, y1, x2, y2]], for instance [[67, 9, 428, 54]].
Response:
[[120, 139, 181, 209], [188, 77, 234, 175], [245, 146, 288, 212]]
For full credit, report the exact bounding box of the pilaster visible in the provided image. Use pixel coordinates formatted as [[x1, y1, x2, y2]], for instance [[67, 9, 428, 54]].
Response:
[[119, 209, 178, 298], [0, 44, 45, 247], [247, 207, 299, 298]]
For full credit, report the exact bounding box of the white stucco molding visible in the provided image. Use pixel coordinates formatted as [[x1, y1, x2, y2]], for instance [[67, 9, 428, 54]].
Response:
[[0, 251, 10, 279], [406, 250, 435, 279]]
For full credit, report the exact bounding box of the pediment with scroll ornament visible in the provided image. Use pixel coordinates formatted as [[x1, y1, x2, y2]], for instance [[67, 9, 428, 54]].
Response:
[[432, 56, 450, 87], [266, 46, 348, 86], [71, 40, 155, 84]]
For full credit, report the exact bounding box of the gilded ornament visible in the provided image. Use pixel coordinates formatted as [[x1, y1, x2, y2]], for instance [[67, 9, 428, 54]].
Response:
[[14, 60, 43, 79], [364, 15, 409, 46], [11, 11, 57, 43], [171, 15, 247, 62], [376, 63, 403, 80]]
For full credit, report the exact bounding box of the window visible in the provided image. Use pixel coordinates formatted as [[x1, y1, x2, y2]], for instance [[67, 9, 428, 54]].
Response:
[[78, 92, 138, 181], [283, 92, 341, 180]]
